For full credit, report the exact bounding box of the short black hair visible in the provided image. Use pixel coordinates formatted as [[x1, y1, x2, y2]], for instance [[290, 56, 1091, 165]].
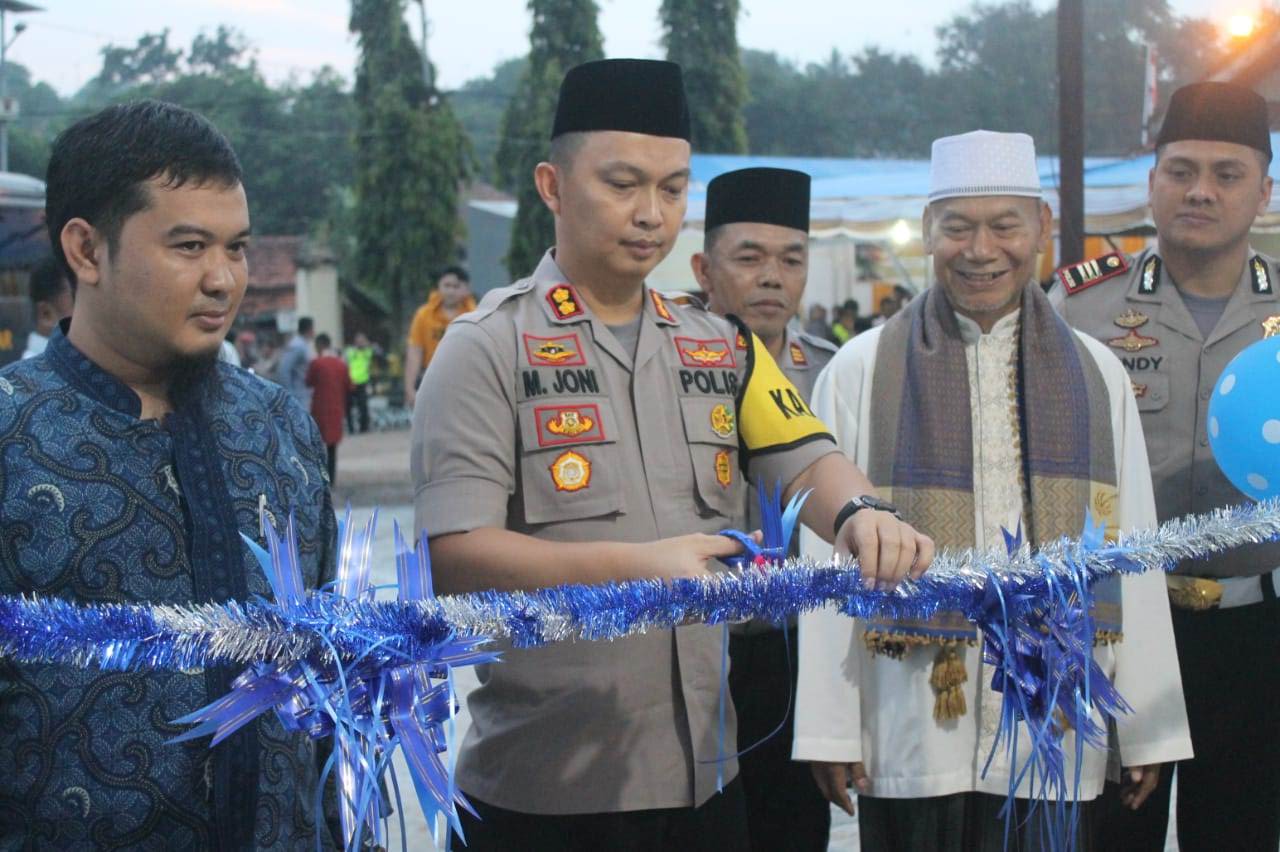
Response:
[[438, 265, 470, 284], [45, 99, 243, 286], [315, 332, 331, 350], [548, 131, 588, 171], [297, 316, 314, 336], [29, 256, 69, 306]]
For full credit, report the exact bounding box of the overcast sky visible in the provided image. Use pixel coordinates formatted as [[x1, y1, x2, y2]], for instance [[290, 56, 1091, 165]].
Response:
[[8, 0, 1254, 96]]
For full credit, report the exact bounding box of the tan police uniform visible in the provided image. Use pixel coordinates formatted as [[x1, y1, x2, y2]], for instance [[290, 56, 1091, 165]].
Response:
[[1051, 246, 1280, 592], [412, 251, 838, 815], [1052, 244, 1280, 850]]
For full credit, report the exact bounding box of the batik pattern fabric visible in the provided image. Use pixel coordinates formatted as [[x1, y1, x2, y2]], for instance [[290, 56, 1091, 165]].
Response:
[[0, 327, 337, 851]]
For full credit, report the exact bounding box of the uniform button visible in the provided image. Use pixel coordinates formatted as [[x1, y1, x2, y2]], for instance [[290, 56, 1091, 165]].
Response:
[[1199, 388, 1211, 401], [1198, 436, 1209, 447]]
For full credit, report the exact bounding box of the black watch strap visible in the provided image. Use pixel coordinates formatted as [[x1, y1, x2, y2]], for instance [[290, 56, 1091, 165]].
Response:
[[833, 495, 901, 538]]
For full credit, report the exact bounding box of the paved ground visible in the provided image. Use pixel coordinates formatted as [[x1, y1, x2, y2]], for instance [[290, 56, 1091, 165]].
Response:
[[334, 428, 1173, 850]]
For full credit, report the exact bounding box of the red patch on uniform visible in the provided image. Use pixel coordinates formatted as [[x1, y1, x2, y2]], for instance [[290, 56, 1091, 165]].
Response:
[[546, 283, 584, 319], [735, 333, 748, 351], [650, 290, 677, 323], [789, 342, 808, 366], [523, 333, 586, 366], [1058, 252, 1130, 296], [534, 403, 606, 448], [675, 336, 736, 368]]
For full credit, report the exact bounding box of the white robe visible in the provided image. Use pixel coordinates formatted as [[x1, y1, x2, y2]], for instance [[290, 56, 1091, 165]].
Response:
[[793, 311, 1193, 801]]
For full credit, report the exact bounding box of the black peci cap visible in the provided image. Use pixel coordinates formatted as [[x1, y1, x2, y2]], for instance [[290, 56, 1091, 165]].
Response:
[[705, 167, 811, 233], [1156, 82, 1272, 159], [551, 59, 691, 141]]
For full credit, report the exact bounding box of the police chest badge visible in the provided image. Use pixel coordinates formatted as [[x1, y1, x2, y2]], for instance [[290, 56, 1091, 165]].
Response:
[[675, 336, 734, 368], [714, 450, 733, 488], [524, 333, 585, 366], [547, 409, 594, 438], [710, 403, 735, 439], [550, 450, 591, 492]]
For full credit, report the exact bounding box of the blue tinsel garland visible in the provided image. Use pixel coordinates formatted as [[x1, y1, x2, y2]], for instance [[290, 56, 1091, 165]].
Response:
[[1, 497, 1278, 850]]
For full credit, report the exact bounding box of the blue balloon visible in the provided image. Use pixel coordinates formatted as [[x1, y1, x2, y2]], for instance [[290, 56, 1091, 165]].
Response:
[[1207, 335, 1280, 501]]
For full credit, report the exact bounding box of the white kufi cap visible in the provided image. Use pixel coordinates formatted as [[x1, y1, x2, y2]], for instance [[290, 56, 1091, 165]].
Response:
[[928, 130, 1041, 202]]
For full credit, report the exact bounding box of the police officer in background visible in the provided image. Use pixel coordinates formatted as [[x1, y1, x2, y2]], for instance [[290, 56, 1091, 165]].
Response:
[[1052, 81, 1279, 851], [414, 59, 934, 851], [690, 166, 835, 851]]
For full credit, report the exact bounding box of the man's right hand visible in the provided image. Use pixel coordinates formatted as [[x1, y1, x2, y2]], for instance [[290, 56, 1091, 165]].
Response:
[[810, 761, 869, 815], [642, 533, 748, 581]]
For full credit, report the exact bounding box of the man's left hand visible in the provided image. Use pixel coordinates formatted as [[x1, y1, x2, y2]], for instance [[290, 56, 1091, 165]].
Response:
[[1119, 764, 1161, 810], [837, 510, 935, 590]]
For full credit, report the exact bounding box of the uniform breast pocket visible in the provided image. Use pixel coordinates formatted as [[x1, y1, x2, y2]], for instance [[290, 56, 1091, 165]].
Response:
[[1131, 372, 1171, 464], [679, 396, 744, 519], [516, 399, 625, 525]]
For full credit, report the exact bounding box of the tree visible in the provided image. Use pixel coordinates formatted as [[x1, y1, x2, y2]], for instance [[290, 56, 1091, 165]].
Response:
[[495, 0, 603, 278], [189, 25, 255, 76], [94, 30, 183, 93], [452, 57, 527, 185], [661, 0, 747, 154], [350, 0, 470, 337]]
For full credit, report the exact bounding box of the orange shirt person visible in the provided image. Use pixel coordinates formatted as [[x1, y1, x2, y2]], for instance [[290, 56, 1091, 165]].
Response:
[[403, 265, 475, 409]]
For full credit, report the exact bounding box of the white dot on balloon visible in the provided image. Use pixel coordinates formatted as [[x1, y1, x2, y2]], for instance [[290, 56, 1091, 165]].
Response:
[[1220, 374, 1236, 395], [1248, 473, 1269, 491], [1210, 418, 1220, 438], [1265, 420, 1280, 444]]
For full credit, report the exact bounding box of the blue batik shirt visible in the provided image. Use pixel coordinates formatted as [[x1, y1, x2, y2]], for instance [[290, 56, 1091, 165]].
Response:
[[0, 325, 338, 851]]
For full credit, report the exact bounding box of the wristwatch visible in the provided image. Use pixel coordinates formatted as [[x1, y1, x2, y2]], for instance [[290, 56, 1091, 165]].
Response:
[[833, 495, 902, 538]]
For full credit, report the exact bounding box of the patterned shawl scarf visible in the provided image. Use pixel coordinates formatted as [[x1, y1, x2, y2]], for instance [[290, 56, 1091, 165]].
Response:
[[865, 282, 1122, 720]]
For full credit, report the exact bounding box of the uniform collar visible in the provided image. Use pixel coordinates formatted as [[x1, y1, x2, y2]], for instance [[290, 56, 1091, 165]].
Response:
[[532, 249, 680, 328], [1130, 247, 1277, 345]]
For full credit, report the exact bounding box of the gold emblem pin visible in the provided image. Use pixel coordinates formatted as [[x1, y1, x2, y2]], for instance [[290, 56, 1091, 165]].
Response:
[[714, 450, 733, 488], [1264, 315, 1280, 339], [710, 403, 736, 439], [1112, 309, 1149, 329]]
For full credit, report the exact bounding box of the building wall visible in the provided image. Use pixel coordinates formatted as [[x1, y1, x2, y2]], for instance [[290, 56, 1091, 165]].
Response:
[[465, 206, 515, 296], [296, 262, 344, 348]]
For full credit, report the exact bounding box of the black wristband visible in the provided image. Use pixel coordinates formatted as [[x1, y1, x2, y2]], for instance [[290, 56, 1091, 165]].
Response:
[[833, 496, 901, 539]]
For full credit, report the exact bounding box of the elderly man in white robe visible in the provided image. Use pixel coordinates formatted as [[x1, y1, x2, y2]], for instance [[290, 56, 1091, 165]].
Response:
[[793, 130, 1192, 851]]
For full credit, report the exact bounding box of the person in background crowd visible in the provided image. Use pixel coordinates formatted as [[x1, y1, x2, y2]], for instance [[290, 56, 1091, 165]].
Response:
[[278, 315, 315, 406], [831, 298, 859, 343], [344, 331, 373, 434], [871, 294, 900, 327], [306, 332, 352, 483], [691, 166, 836, 852], [0, 98, 337, 850], [403, 266, 475, 410], [796, 129, 1190, 851], [1052, 81, 1280, 852], [22, 256, 73, 359], [804, 303, 832, 342], [235, 329, 257, 372]]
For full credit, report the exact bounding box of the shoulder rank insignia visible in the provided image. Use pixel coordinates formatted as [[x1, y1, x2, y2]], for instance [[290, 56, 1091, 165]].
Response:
[[650, 290, 677, 324], [1252, 255, 1272, 295], [789, 341, 808, 366], [1107, 328, 1159, 353], [675, 336, 735, 368], [735, 332, 748, 351], [1112, 309, 1149, 329], [1263, 315, 1280, 339], [524, 333, 586, 366], [550, 450, 591, 492], [1058, 252, 1129, 296], [710, 403, 736, 439], [714, 449, 733, 488], [546, 284, 585, 320]]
